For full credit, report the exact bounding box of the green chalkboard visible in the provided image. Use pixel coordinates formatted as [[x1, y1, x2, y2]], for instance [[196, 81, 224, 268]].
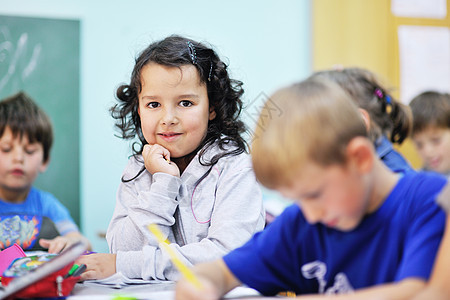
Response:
[[0, 15, 80, 226]]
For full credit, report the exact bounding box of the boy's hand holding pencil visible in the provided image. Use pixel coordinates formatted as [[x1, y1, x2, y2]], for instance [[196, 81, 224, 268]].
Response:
[[175, 276, 220, 300], [147, 224, 222, 300]]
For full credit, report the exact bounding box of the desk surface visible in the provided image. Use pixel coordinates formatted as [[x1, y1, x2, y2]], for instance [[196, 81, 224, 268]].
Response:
[[69, 282, 174, 299], [68, 282, 261, 300]]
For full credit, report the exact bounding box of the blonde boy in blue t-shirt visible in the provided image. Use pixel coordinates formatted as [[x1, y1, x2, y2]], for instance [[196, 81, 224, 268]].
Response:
[[175, 78, 447, 299]]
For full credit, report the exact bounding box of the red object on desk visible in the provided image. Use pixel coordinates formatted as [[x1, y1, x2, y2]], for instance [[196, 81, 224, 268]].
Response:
[[1, 262, 80, 298], [0, 243, 26, 276]]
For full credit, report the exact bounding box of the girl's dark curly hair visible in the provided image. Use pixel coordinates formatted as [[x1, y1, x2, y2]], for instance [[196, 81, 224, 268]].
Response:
[[111, 35, 247, 168]]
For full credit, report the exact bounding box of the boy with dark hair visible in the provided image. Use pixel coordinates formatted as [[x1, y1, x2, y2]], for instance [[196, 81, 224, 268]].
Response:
[[0, 92, 90, 253], [410, 91, 450, 178]]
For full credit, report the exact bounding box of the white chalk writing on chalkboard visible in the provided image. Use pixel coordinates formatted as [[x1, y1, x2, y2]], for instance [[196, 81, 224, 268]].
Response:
[[0, 26, 41, 91]]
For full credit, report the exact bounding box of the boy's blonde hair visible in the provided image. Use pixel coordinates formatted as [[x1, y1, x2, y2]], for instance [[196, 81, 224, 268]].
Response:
[[251, 78, 367, 189]]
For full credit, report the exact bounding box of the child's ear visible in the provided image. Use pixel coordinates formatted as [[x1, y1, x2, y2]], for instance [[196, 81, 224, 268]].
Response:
[[209, 107, 216, 121], [346, 137, 374, 173], [39, 159, 50, 173], [358, 108, 371, 132]]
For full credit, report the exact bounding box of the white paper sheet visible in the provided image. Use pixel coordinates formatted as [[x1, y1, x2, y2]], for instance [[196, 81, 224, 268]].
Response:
[[68, 284, 260, 300], [83, 272, 169, 289], [392, 0, 447, 19], [398, 25, 450, 104]]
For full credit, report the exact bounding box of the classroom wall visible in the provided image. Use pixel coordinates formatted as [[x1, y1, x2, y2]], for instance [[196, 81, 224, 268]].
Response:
[[0, 0, 312, 252], [312, 0, 450, 169]]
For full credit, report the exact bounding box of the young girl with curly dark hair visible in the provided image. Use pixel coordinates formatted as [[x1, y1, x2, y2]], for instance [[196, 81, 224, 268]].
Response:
[[78, 35, 265, 281]]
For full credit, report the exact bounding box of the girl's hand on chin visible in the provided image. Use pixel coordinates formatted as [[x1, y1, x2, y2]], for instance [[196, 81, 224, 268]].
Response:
[[143, 144, 180, 177]]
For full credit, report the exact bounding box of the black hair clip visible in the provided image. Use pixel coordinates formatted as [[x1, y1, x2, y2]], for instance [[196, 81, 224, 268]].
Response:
[[187, 41, 197, 65]]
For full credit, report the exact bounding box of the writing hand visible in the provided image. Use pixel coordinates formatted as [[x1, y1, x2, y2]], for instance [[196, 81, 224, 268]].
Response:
[[142, 144, 180, 177], [175, 276, 220, 300], [76, 253, 117, 281]]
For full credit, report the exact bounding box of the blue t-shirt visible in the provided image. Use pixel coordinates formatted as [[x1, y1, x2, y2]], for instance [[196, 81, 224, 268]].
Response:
[[224, 171, 446, 296], [0, 187, 79, 250], [376, 136, 413, 174]]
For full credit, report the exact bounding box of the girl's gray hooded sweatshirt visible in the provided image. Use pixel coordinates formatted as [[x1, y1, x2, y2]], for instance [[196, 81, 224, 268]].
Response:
[[106, 143, 265, 280]]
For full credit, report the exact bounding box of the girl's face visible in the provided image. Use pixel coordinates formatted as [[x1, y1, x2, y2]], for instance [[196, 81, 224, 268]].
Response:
[[0, 127, 48, 202], [138, 63, 215, 158], [413, 126, 450, 175], [278, 161, 373, 232]]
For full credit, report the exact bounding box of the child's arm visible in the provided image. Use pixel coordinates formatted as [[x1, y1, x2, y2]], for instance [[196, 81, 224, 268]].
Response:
[[38, 191, 92, 253], [410, 214, 450, 300], [278, 279, 423, 300], [106, 154, 182, 253], [176, 261, 425, 300], [176, 262, 426, 300], [39, 231, 92, 253], [107, 153, 264, 281], [175, 259, 241, 300]]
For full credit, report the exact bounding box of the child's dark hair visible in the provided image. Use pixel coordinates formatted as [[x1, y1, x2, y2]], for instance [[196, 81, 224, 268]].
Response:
[[311, 67, 412, 144], [0, 91, 53, 162], [111, 35, 247, 167], [410, 91, 450, 134]]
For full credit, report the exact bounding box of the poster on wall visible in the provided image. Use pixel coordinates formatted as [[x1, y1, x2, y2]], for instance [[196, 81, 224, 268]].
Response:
[[398, 25, 450, 104], [392, 0, 447, 19]]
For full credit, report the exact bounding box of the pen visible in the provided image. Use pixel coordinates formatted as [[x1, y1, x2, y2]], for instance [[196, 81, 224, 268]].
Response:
[[71, 264, 87, 277], [147, 224, 202, 290], [63, 264, 79, 279]]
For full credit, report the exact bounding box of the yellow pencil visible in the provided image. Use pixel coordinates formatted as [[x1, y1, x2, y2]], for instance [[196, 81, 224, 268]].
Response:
[[147, 224, 203, 290]]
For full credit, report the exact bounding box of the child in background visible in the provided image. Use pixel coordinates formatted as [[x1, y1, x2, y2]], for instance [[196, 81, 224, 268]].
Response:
[[175, 78, 446, 300], [0, 92, 91, 253], [311, 67, 413, 174], [409, 91, 450, 178], [409, 92, 450, 300], [265, 67, 413, 227], [77, 35, 265, 280]]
